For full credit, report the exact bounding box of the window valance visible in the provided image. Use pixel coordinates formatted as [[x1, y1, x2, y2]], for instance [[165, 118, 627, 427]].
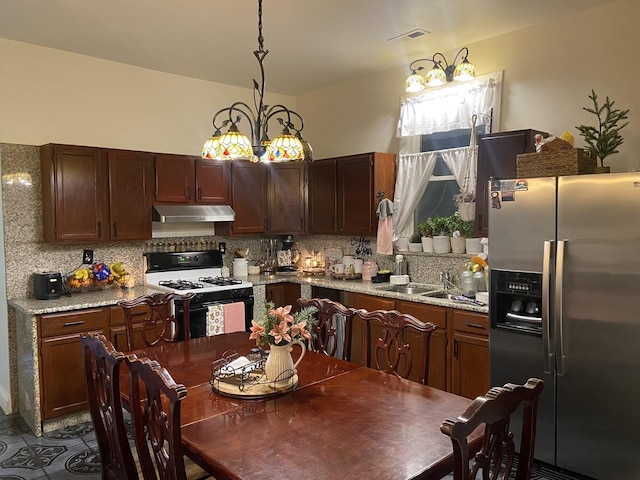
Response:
[[396, 72, 502, 138]]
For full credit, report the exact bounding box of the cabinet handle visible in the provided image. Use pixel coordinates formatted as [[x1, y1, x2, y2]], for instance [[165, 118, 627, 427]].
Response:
[[453, 339, 458, 358], [113, 222, 118, 238], [465, 322, 485, 330], [63, 321, 85, 327], [97, 222, 101, 238], [300, 217, 303, 230], [197, 186, 202, 200]]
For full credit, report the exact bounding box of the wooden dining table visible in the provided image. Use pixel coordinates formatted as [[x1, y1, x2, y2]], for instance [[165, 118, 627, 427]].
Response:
[[123, 332, 481, 480]]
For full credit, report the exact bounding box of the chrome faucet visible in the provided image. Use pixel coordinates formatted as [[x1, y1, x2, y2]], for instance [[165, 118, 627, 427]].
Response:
[[440, 270, 454, 292]]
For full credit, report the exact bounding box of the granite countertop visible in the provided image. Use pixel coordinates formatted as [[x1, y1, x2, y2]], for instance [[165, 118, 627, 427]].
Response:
[[8, 275, 488, 315]]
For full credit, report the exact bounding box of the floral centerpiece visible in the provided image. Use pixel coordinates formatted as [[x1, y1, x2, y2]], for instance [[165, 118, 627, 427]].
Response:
[[249, 301, 318, 347]]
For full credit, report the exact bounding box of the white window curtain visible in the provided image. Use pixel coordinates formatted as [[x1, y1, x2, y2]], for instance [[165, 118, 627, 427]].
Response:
[[392, 72, 501, 239]]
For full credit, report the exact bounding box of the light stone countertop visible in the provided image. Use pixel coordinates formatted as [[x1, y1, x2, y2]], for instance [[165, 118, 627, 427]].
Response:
[[8, 275, 488, 315]]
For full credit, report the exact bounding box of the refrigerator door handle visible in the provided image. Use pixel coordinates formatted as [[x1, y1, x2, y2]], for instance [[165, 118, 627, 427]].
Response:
[[542, 240, 554, 374], [555, 239, 567, 375]]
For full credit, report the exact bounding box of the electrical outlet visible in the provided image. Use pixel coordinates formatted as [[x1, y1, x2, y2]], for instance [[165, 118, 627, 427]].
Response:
[[83, 249, 94, 265], [218, 242, 226, 254]]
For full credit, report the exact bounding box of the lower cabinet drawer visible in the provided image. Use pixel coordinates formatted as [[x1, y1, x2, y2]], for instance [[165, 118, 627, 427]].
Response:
[[452, 310, 488, 336], [40, 308, 109, 337]]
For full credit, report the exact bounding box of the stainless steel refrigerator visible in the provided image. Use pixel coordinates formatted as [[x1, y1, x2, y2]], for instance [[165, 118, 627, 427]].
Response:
[[488, 172, 640, 480]]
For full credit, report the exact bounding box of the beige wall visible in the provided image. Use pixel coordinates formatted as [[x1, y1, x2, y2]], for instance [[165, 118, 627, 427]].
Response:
[[299, 0, 640, 172], [0, 39, 296, 154]]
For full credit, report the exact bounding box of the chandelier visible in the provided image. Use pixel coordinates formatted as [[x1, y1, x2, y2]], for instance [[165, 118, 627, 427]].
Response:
[[201, 0, 313, 163], [405, 47, 476, 93]]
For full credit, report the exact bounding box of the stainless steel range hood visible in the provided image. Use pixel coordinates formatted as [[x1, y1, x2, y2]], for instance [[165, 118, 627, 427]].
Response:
[[152, 204, 235, 223]]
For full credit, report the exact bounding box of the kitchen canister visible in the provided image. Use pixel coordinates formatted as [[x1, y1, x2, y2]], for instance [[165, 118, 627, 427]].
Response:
[[233, 258, 248, 277], [362, 260, 378, 282]]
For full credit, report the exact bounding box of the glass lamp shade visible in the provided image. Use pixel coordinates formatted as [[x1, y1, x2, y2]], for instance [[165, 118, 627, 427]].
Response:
[[266, 133, 304, 162], [453, 59, 476, 82], [405, 72, 426, 93], [215, 129, 253, 160], [425, 66, 447, 87], [201, 134, 221, 159]]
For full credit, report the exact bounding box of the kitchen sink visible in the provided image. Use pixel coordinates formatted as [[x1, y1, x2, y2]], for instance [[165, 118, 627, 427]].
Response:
[[421, 291, 451, 299], [376, 284, 445, 296]]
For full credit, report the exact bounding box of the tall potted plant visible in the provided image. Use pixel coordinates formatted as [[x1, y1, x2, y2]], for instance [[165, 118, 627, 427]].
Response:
[[448, 212, 471, 254], [417, 218, 434, 253], [576, 89, 630, 173], [430, 215, 451, 253], [453, 191, 476, 222]]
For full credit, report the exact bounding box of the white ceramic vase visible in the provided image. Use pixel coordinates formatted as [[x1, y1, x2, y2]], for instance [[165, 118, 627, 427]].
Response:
[[432, 235, 451, 253], [408, 243, 422, 252], [450, 236, 466, 254], [265, 339, 306, 387], [465, 237, 483, 254], [421, 236, 434, 253], [458, 202, 476, 222]]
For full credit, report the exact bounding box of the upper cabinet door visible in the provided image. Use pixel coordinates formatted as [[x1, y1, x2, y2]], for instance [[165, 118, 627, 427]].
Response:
[[308, 160, 338, 234], [154, 154, 195, 203], [195, 159, 230, 204], [229, 161, 267, 235], [40, 144, 108, 243], [107, 150, 152, 241], [338, 155, 374, 235], [268, 163, 306, 234]]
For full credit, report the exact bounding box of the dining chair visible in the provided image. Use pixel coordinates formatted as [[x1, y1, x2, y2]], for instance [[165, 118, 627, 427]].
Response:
[[440, 377, 545, 480], [126, 354, 210, 480], [297, 297, 356, 361], [356, 308, 436, 384], [80, 332, 138, 480], [118, 292, 195, 352]]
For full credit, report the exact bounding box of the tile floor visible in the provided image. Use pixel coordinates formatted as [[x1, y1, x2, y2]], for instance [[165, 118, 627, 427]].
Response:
[[1, 406, 590, 480]]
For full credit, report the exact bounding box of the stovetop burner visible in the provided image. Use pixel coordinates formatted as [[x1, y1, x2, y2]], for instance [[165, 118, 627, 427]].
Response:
[[199, 276, 243, 287], [158, 279, 206, 290]]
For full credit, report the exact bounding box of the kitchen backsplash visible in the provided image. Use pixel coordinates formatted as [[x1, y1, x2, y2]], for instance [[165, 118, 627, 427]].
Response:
[[1, 143, 470, 299]]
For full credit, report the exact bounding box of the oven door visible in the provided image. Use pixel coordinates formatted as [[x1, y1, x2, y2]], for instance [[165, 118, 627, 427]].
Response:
[[175, 296, 254, 340]]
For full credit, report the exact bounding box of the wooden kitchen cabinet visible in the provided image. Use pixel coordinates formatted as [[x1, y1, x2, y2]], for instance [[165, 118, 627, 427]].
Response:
[[41, 144, 153, 243], [109, 304, 150, 352], [266, 283, 302, 313], [41, 144, 108, 243], [268, 163, 306, 234], [450, 309, 489, 399], [475, 129, 547, 237], [38, 307, 109, 419], [227, 161, 268, 234], [154, 154, 230, 204], [107, 149, 153, 240], [396, 300, 449, 392], [308, 152, 396, 235]]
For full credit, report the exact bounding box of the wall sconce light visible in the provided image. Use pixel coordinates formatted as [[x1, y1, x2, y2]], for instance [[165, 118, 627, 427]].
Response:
[[405, 47, 476, 93]]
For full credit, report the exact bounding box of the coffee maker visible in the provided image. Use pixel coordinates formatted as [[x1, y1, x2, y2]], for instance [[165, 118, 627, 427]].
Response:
[[277, 235, 299, 272]]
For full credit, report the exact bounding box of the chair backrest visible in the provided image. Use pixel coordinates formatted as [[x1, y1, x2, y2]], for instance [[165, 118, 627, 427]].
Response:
[[80, 332, 138, 480], [126, 354, 188, 480], [356, 308, 436, 384], [118, 292, 195, 351], [297, 298, 356, 361], [440, 378, 545, 480]]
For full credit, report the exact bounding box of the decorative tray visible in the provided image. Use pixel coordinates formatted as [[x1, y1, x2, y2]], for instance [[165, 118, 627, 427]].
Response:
[[209, 350, 298, 399], [302, 268, 325, 276], [331, 272, 362, 280]]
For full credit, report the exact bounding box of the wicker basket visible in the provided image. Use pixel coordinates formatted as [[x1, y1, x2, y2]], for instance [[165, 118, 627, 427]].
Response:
[[516, 148, 596, 178]]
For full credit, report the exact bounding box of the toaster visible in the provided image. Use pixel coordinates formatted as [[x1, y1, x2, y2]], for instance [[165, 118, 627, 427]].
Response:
[[33, 271, 63, 300]]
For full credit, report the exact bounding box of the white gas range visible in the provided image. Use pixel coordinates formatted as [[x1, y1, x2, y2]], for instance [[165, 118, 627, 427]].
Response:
[[144, 250, 254, 338]]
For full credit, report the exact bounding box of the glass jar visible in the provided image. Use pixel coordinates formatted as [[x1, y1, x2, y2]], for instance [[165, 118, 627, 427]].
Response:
[[460, 270, 476, 298], [474, 271, 487, 292]]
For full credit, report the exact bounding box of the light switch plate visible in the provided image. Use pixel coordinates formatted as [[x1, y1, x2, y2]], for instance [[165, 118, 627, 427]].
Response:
[[83, 249, 94, 265]]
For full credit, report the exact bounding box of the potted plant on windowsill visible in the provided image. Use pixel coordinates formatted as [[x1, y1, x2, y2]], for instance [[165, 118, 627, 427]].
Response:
[[417, 218, 434, 253], [430, 215, 451, 253], [449, 212, 475, 254], [454, 191, 476, 222], [408, 233, 423, 252], [576, 89, 630, 174]]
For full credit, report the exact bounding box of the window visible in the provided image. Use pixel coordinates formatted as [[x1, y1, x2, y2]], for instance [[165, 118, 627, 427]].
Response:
[[413, 129, 479, 230]]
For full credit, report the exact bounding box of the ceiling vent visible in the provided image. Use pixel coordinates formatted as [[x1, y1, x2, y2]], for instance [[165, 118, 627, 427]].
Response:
[[387, 28, 430, 43]]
